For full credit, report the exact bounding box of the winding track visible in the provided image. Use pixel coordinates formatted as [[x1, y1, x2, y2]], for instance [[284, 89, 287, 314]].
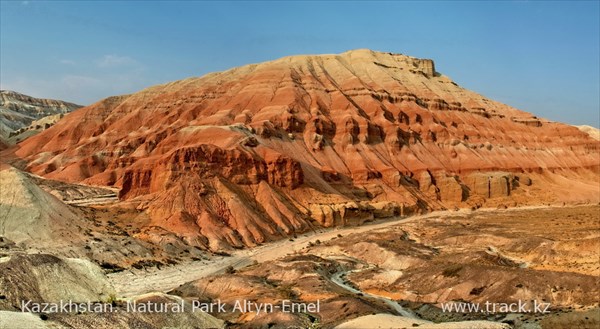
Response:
[[108, 205, 554, 298], [108, 210, 451, 297], [327, 255, 417, 318]]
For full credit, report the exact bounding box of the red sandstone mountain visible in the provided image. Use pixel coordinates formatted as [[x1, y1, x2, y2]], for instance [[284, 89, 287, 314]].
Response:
[[7, 49, 599, 250]]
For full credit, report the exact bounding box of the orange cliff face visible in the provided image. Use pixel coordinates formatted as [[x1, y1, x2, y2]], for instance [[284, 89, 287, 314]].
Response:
[[7, 49, 600, 250]]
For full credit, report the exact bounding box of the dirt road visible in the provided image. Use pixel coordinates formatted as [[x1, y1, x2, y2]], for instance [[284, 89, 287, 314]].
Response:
[[108, 210, 451, 297]]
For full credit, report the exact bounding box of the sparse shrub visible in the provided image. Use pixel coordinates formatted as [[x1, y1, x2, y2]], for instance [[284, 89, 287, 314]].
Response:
[[469, 286, 485, 295], [442, 264, 463, 277], [277, 284, 295, 299], [224, 265, 236, 274], [131, 259, 164, 270], [99, 262, 125, 273], [105, 293, 118, 306]]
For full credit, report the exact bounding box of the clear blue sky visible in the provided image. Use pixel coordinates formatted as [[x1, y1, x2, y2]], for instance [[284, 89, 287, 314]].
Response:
[[1, 1, 598, 126]]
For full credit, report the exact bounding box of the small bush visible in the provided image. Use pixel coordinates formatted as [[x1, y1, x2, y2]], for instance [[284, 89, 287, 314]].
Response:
[[469, 286, 485, 295], [442, 264, 463, 277], [277, 284, 295, 299], [105, 294, 118, 306]]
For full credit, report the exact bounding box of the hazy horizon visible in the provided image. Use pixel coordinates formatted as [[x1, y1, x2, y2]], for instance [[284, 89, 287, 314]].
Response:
[[1, 1, 598, 127]]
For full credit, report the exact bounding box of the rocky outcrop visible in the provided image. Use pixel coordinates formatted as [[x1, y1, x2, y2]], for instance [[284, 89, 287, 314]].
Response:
[[309, 201, 401, 227], [118, 144, 272, 199], [6, 49, 599, 250], [266, 155, 304, 188], [463, 172, 512, 199], [416, 58, 436, 77]]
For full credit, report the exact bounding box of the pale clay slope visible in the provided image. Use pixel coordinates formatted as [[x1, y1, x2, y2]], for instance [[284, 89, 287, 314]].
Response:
[[0, 255, 225, 329], [0, 311, 63, 329], [0, 167, 80, 245], [335, 314, 510, 329], [0, 254, 116, 303]]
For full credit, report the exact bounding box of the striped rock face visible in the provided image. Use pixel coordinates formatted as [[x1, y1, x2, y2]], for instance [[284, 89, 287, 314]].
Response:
[[10, 49, 599, 250]]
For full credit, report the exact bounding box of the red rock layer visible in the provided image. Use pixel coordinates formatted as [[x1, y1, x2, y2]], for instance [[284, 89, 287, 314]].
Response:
[[8, 49, 599, 250]]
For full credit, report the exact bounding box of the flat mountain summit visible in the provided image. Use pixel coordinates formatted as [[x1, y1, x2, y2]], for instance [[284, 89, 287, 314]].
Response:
[[7, 49, 599, 250]]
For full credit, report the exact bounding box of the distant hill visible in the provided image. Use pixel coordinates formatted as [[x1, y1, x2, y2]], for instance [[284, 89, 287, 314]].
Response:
[[576, 125, 600, 141], [0, 90, 82, 148]]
